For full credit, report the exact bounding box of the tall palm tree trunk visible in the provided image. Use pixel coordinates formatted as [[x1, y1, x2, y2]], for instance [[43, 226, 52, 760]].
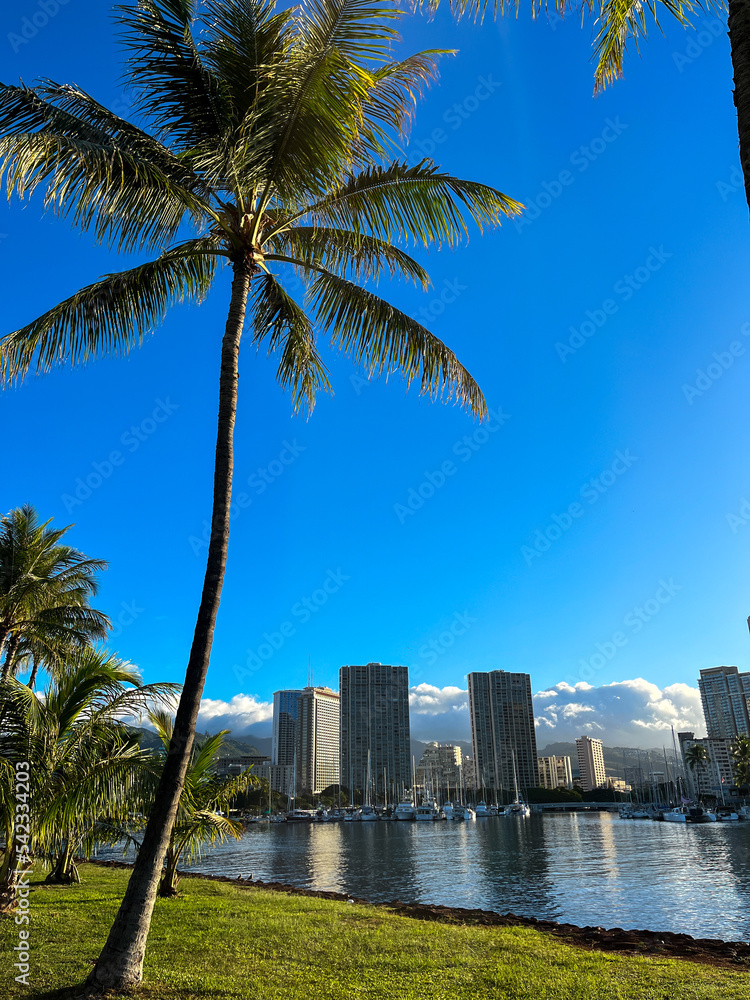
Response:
[[729, 0, 750, 213], [1, 633, 20, 682], [86, 258, 252, 993]]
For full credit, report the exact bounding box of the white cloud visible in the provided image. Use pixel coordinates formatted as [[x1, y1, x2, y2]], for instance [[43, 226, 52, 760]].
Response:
[[409, 683, 468, 714], [533, 678, 704, 748], [561, 702, 595, 718], [196, 693, 273, 736]]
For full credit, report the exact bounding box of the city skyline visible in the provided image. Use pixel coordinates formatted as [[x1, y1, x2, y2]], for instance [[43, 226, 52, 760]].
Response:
[[193, 669, 711, 749]]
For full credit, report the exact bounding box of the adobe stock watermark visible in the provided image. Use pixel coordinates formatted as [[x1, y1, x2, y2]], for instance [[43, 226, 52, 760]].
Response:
[[522, 449, 637, 566], [404, 75, 501, 166], [188, 439, 306, 556], [393, 406, 511, 523], [682, 322, 750, 404], [61, 398, 179, 513], [231, 569, 349, 683], [567, 579, 682, 685], [418, 611, 476, 666], [515, 118, 628, 233], [556, 247, 672, 362], [716, 163, 744, 202], [109, 600, 145, 639], [12, 760, 33, 987], [673, 18, 725, 73], [8, 0, 71, 52], [726, 497, 750, 534]]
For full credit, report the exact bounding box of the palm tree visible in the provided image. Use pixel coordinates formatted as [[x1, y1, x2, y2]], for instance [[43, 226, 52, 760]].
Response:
[[732, 734, 750, 793], [0, 1, 518, 989], [0, 505, 110, 682], [0, 649, 177, 894], [146, 711, 256, 897], [427, 0, 750, 214], [684, 741, 710, 798]]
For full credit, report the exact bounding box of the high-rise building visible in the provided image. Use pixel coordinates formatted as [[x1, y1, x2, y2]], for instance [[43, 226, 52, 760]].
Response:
[[467, 671, 538, 797], [339, 662, 411, 803], [272, 686, 340, 796], [537, 755, 573, 790], [272, 689, 303, 767], [698, 666, 750, 739], [576, 736, 606, 791], [298, 686, 340, 795], [416, 743, 464, 797], [678, 731, 736, 799]]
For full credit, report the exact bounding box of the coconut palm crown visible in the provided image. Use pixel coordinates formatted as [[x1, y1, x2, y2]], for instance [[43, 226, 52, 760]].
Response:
[[0, 0, 518, 408], [0, 505, 110, 683], [0, 1, 519, 990]]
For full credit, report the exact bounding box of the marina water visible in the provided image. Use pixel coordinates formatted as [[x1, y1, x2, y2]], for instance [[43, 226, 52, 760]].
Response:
[[109, 814, 750, 942]]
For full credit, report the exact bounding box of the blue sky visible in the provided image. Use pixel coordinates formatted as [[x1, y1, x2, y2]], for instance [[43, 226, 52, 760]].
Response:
[[2, 2, 749, 746]]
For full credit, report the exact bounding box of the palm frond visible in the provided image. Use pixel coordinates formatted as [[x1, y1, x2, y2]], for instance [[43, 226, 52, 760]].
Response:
[[116, 0, 230, 148], [267, 227, 430, 287], [0, 83, 210, 252], [362, 51, 449, 150], [201, 0, 294, 125], [592, 0, 695, 93], [283, 160, 521, 248], [251, 272, 332, 413], [0, 239, 221, 384], [307, 268, 487, 416], [255, 0, 405, 204]]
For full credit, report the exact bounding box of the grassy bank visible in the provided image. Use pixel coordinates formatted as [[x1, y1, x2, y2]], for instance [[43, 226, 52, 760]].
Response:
[[1, 865, 749, 999]]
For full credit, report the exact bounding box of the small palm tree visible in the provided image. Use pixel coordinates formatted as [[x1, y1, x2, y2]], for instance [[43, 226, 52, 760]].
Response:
[[0, 648, 177, 893], [0, 505, 110, 682], [684, 742, 710, 798], [425, 0, 750, 213], [146, 711, 256, 897], [732, 734, 750, 793], [0, 2, 518, 990]]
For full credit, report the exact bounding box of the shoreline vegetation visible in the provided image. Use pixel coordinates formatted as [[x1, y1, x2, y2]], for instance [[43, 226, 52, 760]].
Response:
[[3, 861, 748, 1000]]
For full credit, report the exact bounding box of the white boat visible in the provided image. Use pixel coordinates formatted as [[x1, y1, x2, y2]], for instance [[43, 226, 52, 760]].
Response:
[[620, 806, 651, 819], [663, 807, 688, 823], [717, 811, 741, 822], [475, 801, 491, 817], [343, 808, 356, 822], [358, 805, 378, 822], [443, 802, 455, 821], [454, 804, 475, 821], [286, 808, 314, 822], [504, 749, 530, 817], [415, 802, 440, 821], [504, 801, 531, 818], [394, 800, 416, 821]]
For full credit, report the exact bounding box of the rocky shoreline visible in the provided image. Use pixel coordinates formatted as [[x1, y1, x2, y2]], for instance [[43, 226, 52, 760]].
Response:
[[81, 858, 750, 970]]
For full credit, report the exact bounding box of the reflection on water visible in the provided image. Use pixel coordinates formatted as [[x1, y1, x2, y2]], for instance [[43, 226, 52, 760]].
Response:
[[101, 814, 750, 941]]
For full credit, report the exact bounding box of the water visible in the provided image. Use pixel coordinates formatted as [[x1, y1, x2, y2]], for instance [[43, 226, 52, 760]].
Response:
[[102, 814, 750, 942]]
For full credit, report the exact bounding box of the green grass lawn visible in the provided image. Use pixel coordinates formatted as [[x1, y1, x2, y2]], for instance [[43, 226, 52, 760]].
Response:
[[1, 864, 749, 999]]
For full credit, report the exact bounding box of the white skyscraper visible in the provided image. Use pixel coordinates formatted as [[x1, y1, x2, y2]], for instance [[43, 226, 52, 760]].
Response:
[[272, 686, 340, 796], [576, 736, 606, 792]]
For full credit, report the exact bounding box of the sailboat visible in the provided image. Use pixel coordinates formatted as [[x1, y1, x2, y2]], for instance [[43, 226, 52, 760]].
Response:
[[358, 750, 378, 821], [503, 749, 530, 817]]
